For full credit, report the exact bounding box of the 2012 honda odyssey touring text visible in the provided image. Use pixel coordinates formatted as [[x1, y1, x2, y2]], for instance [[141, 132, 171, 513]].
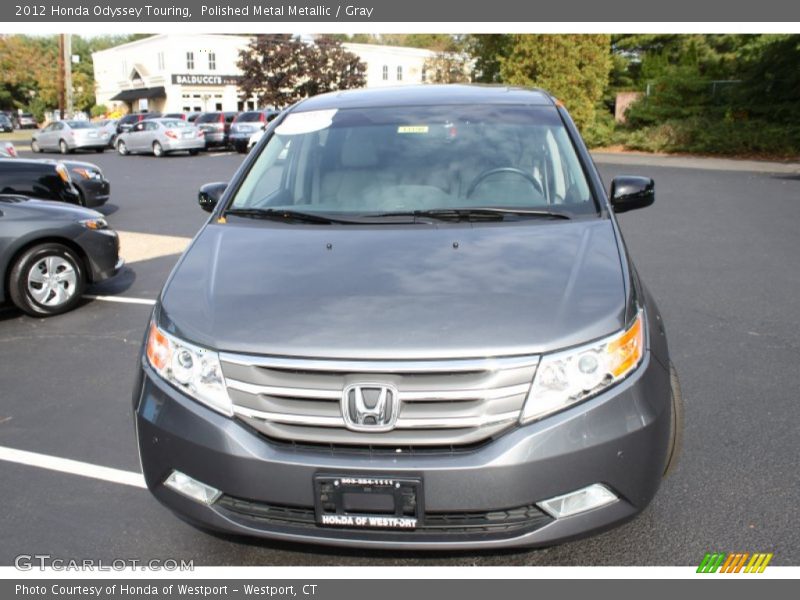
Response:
[[133, 85, 682, 550]]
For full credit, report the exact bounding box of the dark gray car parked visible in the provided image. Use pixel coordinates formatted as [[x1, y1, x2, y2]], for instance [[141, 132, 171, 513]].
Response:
[[0, 195, 121, 316], [134, 85, 682, 550]]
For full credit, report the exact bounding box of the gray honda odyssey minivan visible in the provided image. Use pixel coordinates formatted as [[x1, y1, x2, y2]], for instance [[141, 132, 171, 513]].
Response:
[[134, 85, 682, 549]]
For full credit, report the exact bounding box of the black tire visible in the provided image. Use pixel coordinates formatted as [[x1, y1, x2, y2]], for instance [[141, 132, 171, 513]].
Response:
[[189, 149, 199, 156], [8, 243, 85, 317], [30, 139, 42, 153], [59, 139, 70, 155], [117, 140, 128, 156], [663, 361, 684, 478], [95, 148, 105, 153], [153, 141, 165, 157]]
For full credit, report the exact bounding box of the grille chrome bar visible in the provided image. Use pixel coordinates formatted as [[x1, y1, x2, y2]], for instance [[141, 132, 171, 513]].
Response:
[[234, 405, 521, 430], [227, 378, 532, 403], [220, 352, 539, 373]]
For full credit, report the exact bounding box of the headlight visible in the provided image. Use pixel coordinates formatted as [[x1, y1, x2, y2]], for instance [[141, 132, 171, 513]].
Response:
[[73, 167, 102, 180], [520, 311, 645, 424], [79, 217, 108, 230], [145, 322, 232, 416]]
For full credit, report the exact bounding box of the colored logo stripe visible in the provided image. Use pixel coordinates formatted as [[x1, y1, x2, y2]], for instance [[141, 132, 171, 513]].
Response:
[[697, 552, 773, 573]]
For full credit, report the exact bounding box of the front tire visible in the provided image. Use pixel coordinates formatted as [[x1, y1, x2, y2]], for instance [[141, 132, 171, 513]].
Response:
[[189, 149, 199, 156], [8, 243, 85, 317], [117, 140, 128, 156], [663, 362, 684, 477], [59, 139, 70, 155], [31, 140, 42, 153], [153, 141, 164, 157]]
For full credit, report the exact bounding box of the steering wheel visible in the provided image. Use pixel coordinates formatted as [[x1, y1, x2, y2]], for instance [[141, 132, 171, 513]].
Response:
[[466, 167, 544, 198]]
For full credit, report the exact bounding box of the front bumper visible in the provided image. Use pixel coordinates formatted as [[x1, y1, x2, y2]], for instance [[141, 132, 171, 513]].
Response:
[[76, 179, 111, 207], [79, 228, 121, 283], [134, 350, 671, 549]]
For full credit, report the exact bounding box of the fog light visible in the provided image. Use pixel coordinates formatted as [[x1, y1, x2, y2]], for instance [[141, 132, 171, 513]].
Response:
[[163, 470, 221, 505], [537, 484, 618, 518]]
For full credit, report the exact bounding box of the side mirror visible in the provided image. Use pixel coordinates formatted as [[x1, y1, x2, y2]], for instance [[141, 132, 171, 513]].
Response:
[[609, 176, 654, 213], [198, 182, 227, 212]]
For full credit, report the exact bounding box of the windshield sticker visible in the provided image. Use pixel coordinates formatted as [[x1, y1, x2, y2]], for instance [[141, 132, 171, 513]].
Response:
[[397, 125, 429, 134], [275, 109, 337, 135]]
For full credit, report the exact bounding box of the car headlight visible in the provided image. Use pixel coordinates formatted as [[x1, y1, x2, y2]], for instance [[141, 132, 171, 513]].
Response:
[[145, 322, 232, 416], [520, 311, 645, 424], [73, 167, 102, 180], [79, 217, 108, 230]]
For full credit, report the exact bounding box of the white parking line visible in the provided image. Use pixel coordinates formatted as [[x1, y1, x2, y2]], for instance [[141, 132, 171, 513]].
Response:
[[84, 294, 156, 306], [0, 445, 146, 489]]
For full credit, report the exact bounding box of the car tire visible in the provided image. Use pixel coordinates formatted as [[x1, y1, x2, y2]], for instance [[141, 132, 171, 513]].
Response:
[[95, 148, 105, 153], [189, 150, 199, 156], [8, 243, 85, 317], [153, 141, 164, 157], [117, 140, 128, 156], [59, 139, 70, 155], [30, 140, 42, 153], [663, 361, 684, 478]]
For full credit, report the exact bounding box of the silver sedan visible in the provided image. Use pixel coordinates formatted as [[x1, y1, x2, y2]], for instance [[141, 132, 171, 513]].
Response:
[[116, 119, 205, 157], [31, 120, 110, 154]]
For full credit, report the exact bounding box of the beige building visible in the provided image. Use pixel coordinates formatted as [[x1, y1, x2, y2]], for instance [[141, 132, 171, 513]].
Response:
[[92, 34, 437, 114]]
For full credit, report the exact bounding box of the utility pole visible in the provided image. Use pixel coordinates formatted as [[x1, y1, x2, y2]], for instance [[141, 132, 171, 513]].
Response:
[[57, 34, 65, 119], [64, 34, 73, 117]]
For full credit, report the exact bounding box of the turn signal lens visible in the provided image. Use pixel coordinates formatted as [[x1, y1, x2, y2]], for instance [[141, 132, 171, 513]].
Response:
[[146, 323, 170, 371]]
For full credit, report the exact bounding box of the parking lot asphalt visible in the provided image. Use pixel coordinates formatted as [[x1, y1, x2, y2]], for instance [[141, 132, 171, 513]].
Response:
[[1, 148, 798, 566]]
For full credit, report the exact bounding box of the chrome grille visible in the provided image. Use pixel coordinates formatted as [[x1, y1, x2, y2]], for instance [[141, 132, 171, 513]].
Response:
[[220, 353, 538, 447]]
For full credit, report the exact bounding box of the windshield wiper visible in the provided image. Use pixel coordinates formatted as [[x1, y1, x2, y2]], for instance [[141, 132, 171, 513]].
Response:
[[369, 208, 571, 222], [225, 208, 365, 224]]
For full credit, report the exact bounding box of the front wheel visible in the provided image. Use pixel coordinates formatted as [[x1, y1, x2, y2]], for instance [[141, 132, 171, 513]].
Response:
[[59, 139, 70, 155], [663, 361, 684, 478], [189, 149, 199, 156], [117, 140, 128, 156], [153, 141, 165, 157], [31, 139, 42, 153], [8, 243, 85, 316]]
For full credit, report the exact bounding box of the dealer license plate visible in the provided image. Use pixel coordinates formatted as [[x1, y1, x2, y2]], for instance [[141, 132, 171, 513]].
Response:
[[314, 475, 421, 530]]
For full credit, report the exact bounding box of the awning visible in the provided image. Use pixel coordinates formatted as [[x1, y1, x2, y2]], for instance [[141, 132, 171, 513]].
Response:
[[110, 86, 166, 102]]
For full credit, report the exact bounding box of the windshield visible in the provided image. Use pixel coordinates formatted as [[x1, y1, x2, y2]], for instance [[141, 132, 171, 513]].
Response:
[[229, 105, 596, 217], [196, 113, 221, 123]]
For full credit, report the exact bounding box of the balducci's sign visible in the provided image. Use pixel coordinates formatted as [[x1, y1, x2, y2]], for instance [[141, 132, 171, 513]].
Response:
[[171, 74, 241, 86]]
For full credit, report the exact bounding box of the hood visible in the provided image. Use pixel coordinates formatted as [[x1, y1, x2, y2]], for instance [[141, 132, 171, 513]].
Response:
[[7, 196, 103, 220], [160, 218, 627, 359]]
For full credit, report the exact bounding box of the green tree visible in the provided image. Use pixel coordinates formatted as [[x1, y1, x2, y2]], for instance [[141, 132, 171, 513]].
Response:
[[466, 34, 511, 83], [422, 52, 471, 83], [499, 35, 612, 129], [238, 35, 366, 109]]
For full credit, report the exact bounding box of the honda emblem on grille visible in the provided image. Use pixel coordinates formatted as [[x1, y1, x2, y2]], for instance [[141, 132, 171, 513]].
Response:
[[341, 383, 400, 432]]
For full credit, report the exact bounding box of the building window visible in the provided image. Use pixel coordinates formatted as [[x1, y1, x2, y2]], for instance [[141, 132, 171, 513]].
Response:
[[397, 66, 403, 81], [208, 52, 216, 71], [186, 52, 195, 70], [382, 65, 388, 81], [157, 52, 165, 71]]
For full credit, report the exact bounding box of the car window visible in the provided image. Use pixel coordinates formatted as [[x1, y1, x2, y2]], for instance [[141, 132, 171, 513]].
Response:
[[230, 105, 596, 216], [132, 123, 145, 132], [161, 120, 188, 128], [65, 121, 94, 129], [196, 113, 219, 123]]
